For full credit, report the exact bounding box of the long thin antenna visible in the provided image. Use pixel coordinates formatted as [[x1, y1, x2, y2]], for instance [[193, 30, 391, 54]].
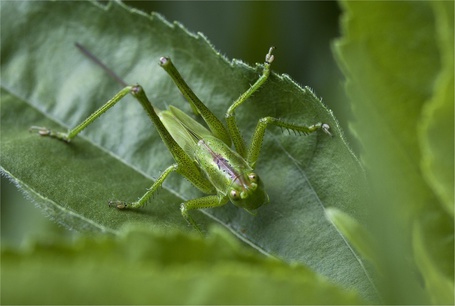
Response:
[[75, 42, 128, 87]]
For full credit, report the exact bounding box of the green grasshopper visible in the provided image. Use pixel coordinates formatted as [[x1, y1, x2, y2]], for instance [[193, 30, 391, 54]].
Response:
[[31, 45, 331, 235]]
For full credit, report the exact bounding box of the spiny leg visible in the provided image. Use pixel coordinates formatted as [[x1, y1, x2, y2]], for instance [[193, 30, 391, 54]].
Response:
[[181, 195, 229, 235], [247, 117, 331, 169], [109, 164, 178, 209], [225, 47, 275, 158]]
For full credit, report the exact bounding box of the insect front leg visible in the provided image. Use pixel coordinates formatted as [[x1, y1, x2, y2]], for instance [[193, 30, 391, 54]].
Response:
[[225, 47, 275, 158], [247, 117, 332, 169], [181, 195, 229, 235]]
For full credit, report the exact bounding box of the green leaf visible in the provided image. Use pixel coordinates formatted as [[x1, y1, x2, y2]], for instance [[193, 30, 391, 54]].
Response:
[[334, 1, 441, 219], [419, 1, 454, 217], [2, 227, 361, 305], [325, 208, 378, 271], [334, 0, 454, 303], [1, 226, 364, 304], [413, 206, 454, 305], [1, 1, 373, 300], [414, 2, 455, 304]]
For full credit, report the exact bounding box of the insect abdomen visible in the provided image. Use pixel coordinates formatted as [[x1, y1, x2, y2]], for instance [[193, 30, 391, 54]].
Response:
[[195, 136, 251, 195]]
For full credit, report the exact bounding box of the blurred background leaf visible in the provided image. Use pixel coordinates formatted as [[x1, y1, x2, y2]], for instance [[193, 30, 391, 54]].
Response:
[[334, 0, 454, 304], [2, 225, 364, 304]]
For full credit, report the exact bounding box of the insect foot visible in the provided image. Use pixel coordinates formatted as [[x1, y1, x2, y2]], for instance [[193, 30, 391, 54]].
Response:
[[30, 126, 51, 136], [322, 123, 332, 137], [159, 56, 170, 66], [29, 126, 70, 142], [265, 46, 275, 64], [108, 200, 129, 210]]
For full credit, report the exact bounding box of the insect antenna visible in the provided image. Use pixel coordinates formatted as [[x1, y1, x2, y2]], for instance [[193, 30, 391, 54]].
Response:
[[75, 43, 128, 88]]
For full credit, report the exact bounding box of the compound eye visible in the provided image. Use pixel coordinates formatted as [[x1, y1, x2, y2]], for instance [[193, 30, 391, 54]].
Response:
[[248, 173, 258, 182], [230, 189, 240, 201]]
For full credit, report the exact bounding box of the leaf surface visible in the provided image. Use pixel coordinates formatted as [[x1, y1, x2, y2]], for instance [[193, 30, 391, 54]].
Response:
[[0, 1, 372, 299]]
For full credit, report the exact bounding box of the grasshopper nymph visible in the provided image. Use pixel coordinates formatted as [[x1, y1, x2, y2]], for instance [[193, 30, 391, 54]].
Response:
[[31, 45, 331, 235]]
